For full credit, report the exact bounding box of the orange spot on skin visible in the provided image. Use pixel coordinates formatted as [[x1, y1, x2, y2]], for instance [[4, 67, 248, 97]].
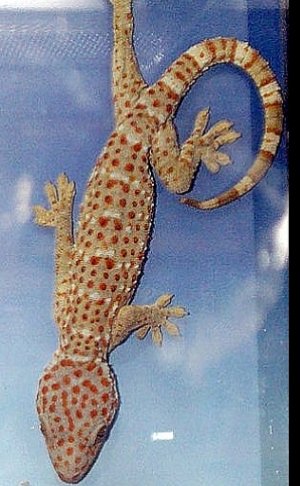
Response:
[[82, 380, 92, 388], [90, 410, 98, 418], [72, 386, 81, 395], [125, 163, 134, 172], [52, 383, 60, 391], [63, 376, 71, 385], [90, 256, 100, 266], [102, 393, 109, 403], [74, 370, 83, 378], [106, 258, 115, 270], [61, 359, 74, 367], [44, 373, 52, 380], [99, 217, 109, 227], [41, 386, 48, 394], [66, 447, 74, 456], [175, 71, 187, 82], [133, 142, 142, 152], [114, 220, 123, 231], [105, 195, 113, 204], [68, 418, 75, 432], [101, 378, 110, 387], [87, 362, 97, 372], [101, 408, 108, 417]]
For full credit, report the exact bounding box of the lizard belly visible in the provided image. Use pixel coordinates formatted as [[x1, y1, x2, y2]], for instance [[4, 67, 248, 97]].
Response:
[[68, 137, 154, 349]]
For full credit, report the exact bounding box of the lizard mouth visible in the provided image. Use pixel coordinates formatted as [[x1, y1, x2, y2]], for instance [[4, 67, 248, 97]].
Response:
[[57, 426, 108, 484], [58, 470, 87, 484]]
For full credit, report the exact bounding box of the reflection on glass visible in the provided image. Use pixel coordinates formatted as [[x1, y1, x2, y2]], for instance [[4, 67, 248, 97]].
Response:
[[151, 431, 175, 442]]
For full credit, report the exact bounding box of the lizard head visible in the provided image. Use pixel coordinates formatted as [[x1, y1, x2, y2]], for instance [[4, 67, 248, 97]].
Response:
[[36, 359, 119, 483]]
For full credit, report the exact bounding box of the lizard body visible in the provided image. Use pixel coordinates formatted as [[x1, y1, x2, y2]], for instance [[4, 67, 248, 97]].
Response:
[[34, 0, 283, 483]]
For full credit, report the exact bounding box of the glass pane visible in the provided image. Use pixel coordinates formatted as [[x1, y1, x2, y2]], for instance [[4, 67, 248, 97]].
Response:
[[0, 1, 288, 485]]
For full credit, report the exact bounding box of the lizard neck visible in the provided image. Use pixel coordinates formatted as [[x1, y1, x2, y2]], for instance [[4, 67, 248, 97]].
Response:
[[57, 326, 110, 363]]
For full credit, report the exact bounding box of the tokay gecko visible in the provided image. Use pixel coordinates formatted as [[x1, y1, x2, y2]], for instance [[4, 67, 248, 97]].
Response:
[[33, 0, 283, 483]]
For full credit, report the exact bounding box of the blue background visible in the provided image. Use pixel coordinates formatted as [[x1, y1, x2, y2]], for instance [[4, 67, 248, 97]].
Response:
[[0, 0, 288, 485]]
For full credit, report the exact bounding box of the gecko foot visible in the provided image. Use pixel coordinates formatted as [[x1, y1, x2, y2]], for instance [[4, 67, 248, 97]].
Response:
[[135, 294, 188, 347], [33, 173, 75, 227], [193, 108, 241, 174]]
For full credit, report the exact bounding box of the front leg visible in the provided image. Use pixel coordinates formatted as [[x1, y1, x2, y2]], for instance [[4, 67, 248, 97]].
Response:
[[109, 294, 188, 353], [151, 109, 240, 194], [33, 174, 75, 325]]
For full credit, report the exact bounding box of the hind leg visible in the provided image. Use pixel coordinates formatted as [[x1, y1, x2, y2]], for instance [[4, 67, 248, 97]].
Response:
[[151, 109, 241, 194]]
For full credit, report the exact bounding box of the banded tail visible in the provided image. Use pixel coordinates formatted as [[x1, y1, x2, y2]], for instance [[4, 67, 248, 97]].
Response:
[[156, 37, 283, 210]]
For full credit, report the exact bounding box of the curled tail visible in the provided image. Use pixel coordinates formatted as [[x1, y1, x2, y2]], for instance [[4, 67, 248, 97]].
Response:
[[156, 37, 283, 210]]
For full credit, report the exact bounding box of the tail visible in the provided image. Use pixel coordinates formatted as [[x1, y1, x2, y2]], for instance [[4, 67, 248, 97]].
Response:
[[156, 37, 283, 210]]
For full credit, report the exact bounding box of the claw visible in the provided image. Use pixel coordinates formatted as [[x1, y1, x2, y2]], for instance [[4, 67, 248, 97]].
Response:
[[194, 108, 210, 136], [216, 152, 232, 166], [163, 321, 180, 336], [136, 326, 150, 340], [155, 293, 174, 308], [152, 327, 163, 347], [45, 182, 58, 206], [205, 119, 234, 138], [166, 306, 188, 318], [213, 130, 241, 149]]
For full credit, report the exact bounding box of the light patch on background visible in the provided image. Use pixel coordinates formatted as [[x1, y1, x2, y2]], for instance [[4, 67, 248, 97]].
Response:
[[258, 199, 289, 271], [185, 278, 260, 382], [151, 431, 174, 442], [0, 0, 104, 9], [15, 175, 33, 224], [158, 262, 285, 385], [273, 201, 289, 269], [0, 174, 33, 229]]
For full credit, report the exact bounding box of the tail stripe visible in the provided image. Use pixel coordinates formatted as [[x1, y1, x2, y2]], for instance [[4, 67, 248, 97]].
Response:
[[156, 36, 283, 210]]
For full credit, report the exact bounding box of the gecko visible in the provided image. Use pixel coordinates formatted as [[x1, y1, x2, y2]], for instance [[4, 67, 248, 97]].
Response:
[[33, 0, 283, 483]]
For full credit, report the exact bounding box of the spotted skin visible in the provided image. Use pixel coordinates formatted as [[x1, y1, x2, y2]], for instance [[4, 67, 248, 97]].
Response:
[[33, 0, 283, 483]]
